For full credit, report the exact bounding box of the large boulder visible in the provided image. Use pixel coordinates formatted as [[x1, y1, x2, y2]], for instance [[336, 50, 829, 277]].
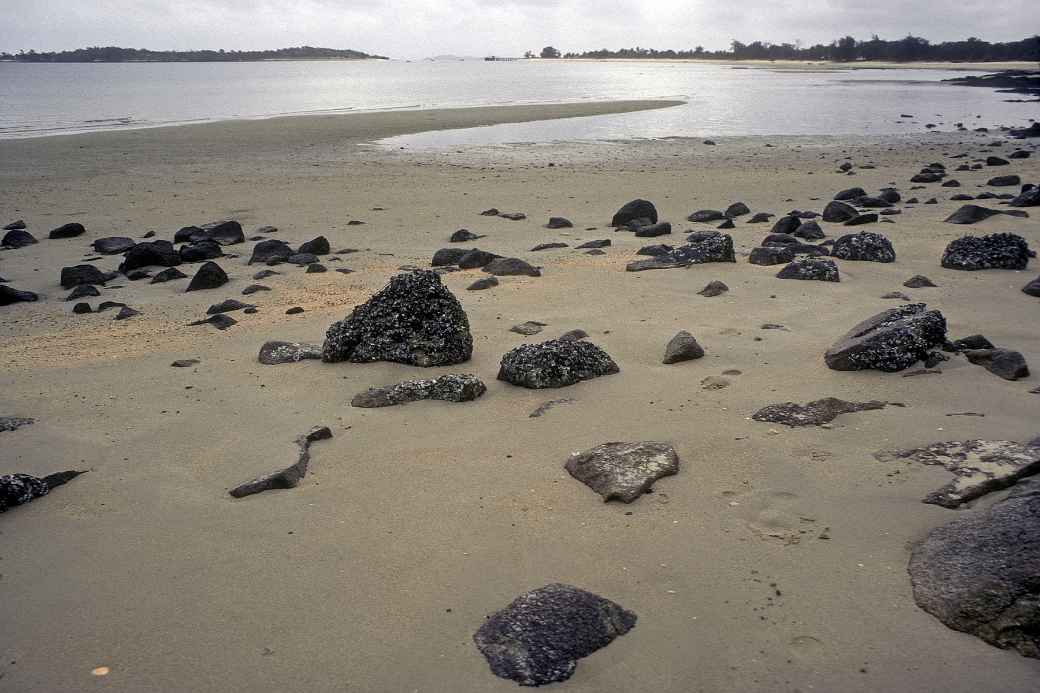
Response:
[[941, 233, 1031, 271], [119, 240, 181, 273], [908, 479, 1040, 658], [248, 239, 293, 265], [1, 229, 38, 249], [611, 199, 657, 227], [351, 374, 486, 407], [298, 236, 330, 256], [185, 261, 229, 292], [824, 304, 947, 372], [831, 232, 896, 262], [498, 339, 619, 389], [473, 583, 637, 686], [565, 441, 680, 502], [322, 271, 472, 366]]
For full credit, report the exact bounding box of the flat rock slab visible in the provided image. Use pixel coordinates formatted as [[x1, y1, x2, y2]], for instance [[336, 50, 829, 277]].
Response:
[[351, 374, 486, 408], [565, 441, 679, 502], [944, 205, 1028, 224], [0, 416, 35, 432], [875, 439, 1040, 508], [752, 397, 888, 427], [229, 426, 332, 499], [473, 583, 637, 686], [510, 320, 547, 336], [529, 398, 576, 418], [909, 480, 1040, 658], [498, 339, 619, 389], [258, 341, 323, 365]]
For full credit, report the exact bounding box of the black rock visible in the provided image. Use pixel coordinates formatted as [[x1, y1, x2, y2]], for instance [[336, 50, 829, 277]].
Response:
[[904, 275, 937, 288], [672, 233, 735, 264], [634, 222, 672, 237], [467, 277, 498, 290], [457, 249, 501, 269], [941, 180, 961, 188], [825, 304, 947, 372], [0, 285, 39, 306], [241, 284, 270, 295], [835, 187, 867, 201], [126, 270, 150, 281], [150, 267, 188, 284], [207, 299, 251, 315], [558, 329, 588, 342], [450, 229, 480, 242], [2, 229, 38, 248], [248, 239, 293, 265], [822, 200, 858, 223], [201, 220, 245, 245], [305, 263, 327, 273], [174, 226, 206, 244], [964, 349, 1030, 380], [985, 156, 1009, 166], [531, 242, 568, 251], [258, 341, 323, 365], [114, 306, 140, 320], [770, 215, 802, 235], [170, 359, 200, 367], [498, 212, 526, 221], [119, 240, 181, 273], [48, 222, 85, 239], [483, 257, 541, 277], [951, 334, 996, 351], [747, 212, 774, 223], [189, 313, 237, 330], [228, 426, 332, 499], [687, 210, 726, 223], [793, 220, 825, 240], [72, 302, 92, 314], [637, 244, 673, 257], [576, 239, 611, 249], [60, 264, 107, 289], [546, 217, 573, 229], [725, 202, 750, 217], [0, 470, 86, 513], [1010, 150, 1032, 159], [717, 218, 735, 230], [951, 194, 975, 201], [285, 307, 304, 315], [944, 205, 1028, 224], [298, 236, 330, 255], [92, 236, 136, 255], [879, 188, 901, 204], [179, 240, 224, 263], [253, 269, 280, 280], [844, 213, 878, 226], [776, 257, 840, 281], [831, 232, 896, 262], [749, 246, 795, 266], [473, 584, 637, 686], [941, 233, 1031, 270], [988, 175, 1021, 187], [566, 442, 679, 502], [911, 171, 945, 183], [611, 199, 657, 227], [96, 301, 126, 313], [322, 271, 472, 366], [351, 373, 486, 407], [662, 331, 704, 363], [432, 248, 469, 266], [762, 233, 799, 246], [1022, 275, 1040, 297], [2, 220, 26, 231], [480, 208, 500, 216], [498, 339, 619, 389], [185, 262, 229, 292], [698, 280, 729, 296], [908, 480, 1040, 658]]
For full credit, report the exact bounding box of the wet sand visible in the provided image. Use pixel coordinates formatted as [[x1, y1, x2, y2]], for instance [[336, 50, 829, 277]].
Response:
[[1, 104, 1038, 692]]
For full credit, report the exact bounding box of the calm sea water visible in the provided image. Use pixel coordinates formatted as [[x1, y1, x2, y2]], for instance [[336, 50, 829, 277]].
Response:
[[0, 60, 1033, 146]]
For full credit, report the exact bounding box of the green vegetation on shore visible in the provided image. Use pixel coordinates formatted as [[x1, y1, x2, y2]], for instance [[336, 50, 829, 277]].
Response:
[[0, 46, 388, 62]]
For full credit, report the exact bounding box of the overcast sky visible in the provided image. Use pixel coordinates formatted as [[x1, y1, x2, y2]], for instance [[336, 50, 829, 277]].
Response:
[[1, 0, 1033, 59]]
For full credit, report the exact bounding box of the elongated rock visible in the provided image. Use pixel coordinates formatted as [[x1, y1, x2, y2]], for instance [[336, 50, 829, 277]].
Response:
[[752, 398, 887, 427], [258, 341, 323, 365], [228, 426, 332, 498], [1, 470, 86, 513], [351, 374, 486, 407], [565, 441, 679, 502]]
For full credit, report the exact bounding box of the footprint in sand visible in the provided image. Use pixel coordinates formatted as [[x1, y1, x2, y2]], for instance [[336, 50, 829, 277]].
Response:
[[728, 489, 815, 545], [789, 635, 826, 662]]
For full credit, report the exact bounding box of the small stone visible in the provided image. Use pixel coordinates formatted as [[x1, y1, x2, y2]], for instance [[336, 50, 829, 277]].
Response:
[[467, 277, 499, 291], [286, 306, 305, 315], [511, 321, 547, 336], [171, 359, 200, 367], [662, 331, 704, 364]]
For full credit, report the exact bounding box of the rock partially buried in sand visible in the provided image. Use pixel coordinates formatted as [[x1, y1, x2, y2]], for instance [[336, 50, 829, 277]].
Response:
[[830, 231, 895, 262], [822, 200, 858, 223], [944, 205, 1028, 225], [0, 285, 40, 306], [48, 222, 85, 239], [150, 267, 188, 284], [0, 416, 35, 432], [1, 229, 37, 249], [510, 321, 546, 336], [186, 262, 229, 291], [941, 233, 1032, 271], [189, 314, 237, 330], [0, 470, 86, 513], [322, 270, 472, 366], [258, 341, 323, 365], [776, 258, 839, 282], [483, 257, 541, 277], [228, 426, 332, 499], [825, 304, 947, 372], [963, 348, 1030, 380], [473, 583, 637, 686], [467, 276, 498, 291], [565, 441, 679, 502], [662, 331, 704, 363], [351, 374, 486, 408], [611, 199, 657, 227], [908, 479, 1040, 659], [119, 240, 181, 273], [92, 236, 136, 255], [546, 216, 573, 229], [875, 439, 1040, 508], [698, 280, 729, 296], [752, 398, 888, 427], [1023, 275, 1040, 297], [498, 339, 619, 389]]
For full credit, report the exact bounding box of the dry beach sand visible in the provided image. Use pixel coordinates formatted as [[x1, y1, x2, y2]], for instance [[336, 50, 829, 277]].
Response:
[[1, 100, 1039, 692]]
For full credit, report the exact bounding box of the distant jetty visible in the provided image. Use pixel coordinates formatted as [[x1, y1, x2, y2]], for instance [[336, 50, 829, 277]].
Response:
[[1, 46, 388, 63]]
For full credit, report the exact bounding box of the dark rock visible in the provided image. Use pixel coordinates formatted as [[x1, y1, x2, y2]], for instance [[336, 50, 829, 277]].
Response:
[[835, 187, 867, 201], [585, 249, 605, 256], [483, 257, 541, 277], [92, 236, 136, 255], [531, 242, 569, 251], [0, 416, 35, 432], [174, 226, 206, 243], [150, 267, 188, 284], [2, 220, 26, 231], [258, 341, 323, 365], [322, 271, 472, 366], [450, 229, 481, 243], [96, 301, 126, 313], [201, 220, 245, 245], [753, 398, 887, 427], [941, 233, 1031, 270], [1, 229, 37, 248], [511, 321, 547, 336], [229, 426, 332, 499], [0, 470, 85, 513], [305, 263, 327, 273], [904, 275, 937, 288], [831, 232, 895, 262], [769, 216, 802, 236], [687, 210, 726, 223], [879, 189, 902, 204], [988, 175, 1021, 187], [944, 205, 1028, 224], [298, 236, 330, 255], [941, 180, 961, 188], [473, 583, 637, 686], [672, 233, 735, 264], [576, 239, 611, 249], [964, 349, 1030, 380], [467, 277, 498, 291], [351, 373, 486, 407], [179, 240, 224, 263], [479, 208, 500, 216], [986, 156, 1009, 166], [252, 269, 280, 280], [822, 200, 858, 223], [60, 264, 107, 288], [951, 334, 995, 351], [0, 285, 39, 306], [207, 299, 251, 315], [749, 246, 795, 266], [725, 202, 750, 217], [170, 359, 199, 367], [242, 284, 270, 295], [776, 258, 840, 281], [286, 307, 305, 315], [662, 331, 704, 363], [793, 220, 825, 240], [1022, 275, 1040, 297], [48, 222, 85, 239], [824, 304, 947, 372], [248, 239, 293, 265], [189, 313, 237, 330], [498, 339, 619, 389], [1010, 187, 1040, 207], [114, 306, 140, 320], [844, 213, 879, 226], [747, 212, 774, 223], [637, 244, 673, 257], [126, 270, 150, 281], [698, 280, 729, 296], [65, 284, 100, 301], [909, 479, 1040, 658], [432, 248, 469, 266], [717, 218, 735, 230], [611, 199, 657, 227], [185, 262, 229, 292], [1010, 150, 1032, 159], [762, 233, 799, 247], [72, 302, 92, 314], [566, 442, 679, 503], [287, 253, 318, 266], [120, 240, 181, 272], [546, 217, 573, 229], [499, 212, 526, 221], [529, 398, 576, 418], [457, 249, 501, 269], [911, 171, 945, 183], [633, 222, 672, 237]]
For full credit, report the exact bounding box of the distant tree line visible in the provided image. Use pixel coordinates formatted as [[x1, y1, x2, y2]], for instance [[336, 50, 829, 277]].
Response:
[[0, 46, 388, 62], [555, 34, 1040, 63]]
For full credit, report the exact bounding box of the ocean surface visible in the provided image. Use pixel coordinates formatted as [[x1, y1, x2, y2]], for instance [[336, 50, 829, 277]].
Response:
[[0, 59, 1033, 146]]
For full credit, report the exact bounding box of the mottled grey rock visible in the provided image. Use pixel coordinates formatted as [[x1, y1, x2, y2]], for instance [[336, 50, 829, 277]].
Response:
[[322, 271, 472, 366], [904, 275, 937, 288], [749, 246, 795, 266], [964, 349, 1030, 380], [473, 583, 637, 686], [351, 374, 486, 407], [831, 232, 895, 262], [876, 439, 1040, 508], [558, 329, 588, 342], [566, 441, 679, 502], [450, 229, 481, 242], [498, 339, 619, 389], [944, 205, 1028, 224], [698, 280, 729, 297], [611, 199, 657, 227], [909, 480, 1040, 658], [0, 470, 85, 513], [186, 262, 229, 291], [228, 426, 332, 499], [662, 331, 704, 363], [753, 398, 887, 427], [0, 416, 35, 432], [941, 233, 1031, 270], [776, 258, 839, 282], [825, 304, 947, 372], [511, 321, 546, 336]]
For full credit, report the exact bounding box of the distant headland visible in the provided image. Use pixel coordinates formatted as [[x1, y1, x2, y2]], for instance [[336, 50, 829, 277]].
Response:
[[0, 46, 388, 63]]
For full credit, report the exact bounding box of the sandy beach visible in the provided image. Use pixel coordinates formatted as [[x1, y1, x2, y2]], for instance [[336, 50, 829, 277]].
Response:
[[1, 101, 1039, 692]]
